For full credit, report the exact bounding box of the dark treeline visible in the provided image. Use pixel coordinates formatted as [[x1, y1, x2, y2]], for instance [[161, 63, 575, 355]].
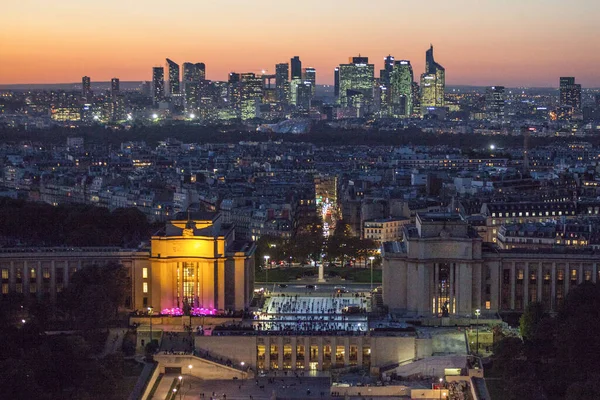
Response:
[[492, 282, 600, 399], [0, 198, 153, 247], [0, 123, 595, 150]]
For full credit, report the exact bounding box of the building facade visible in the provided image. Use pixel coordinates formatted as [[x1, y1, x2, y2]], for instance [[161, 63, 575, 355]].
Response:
[[382, 213, 600, 317]]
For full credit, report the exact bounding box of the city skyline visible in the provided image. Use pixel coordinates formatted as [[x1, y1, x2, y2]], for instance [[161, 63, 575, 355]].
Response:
[[2, 0, 600, 87]]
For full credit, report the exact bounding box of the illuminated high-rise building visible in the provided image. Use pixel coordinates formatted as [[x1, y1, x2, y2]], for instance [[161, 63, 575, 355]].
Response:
[[81, 76, 91, 100], [152, 67, 165, 106], [419, 45, 445, 115], [182, 62, 206, 111], [485, 86, 505, 120], [291, 56, 302, 80], [240, 73, 263, 120], [338, 56, 375, 111], [166, 58, 180, 96], [380, 55, 395, 90], [390, 60, 414, 117], [334, 67, 340, 98], [275, 63, 289, 103], [110, 78, 120, 97], [303, 67, 316, 97], [559, 77, 581, 110]]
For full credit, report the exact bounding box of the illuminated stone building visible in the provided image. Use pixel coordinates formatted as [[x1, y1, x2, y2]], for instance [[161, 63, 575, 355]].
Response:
[[0, 212, 255, 314], [382, 213, 600, 317]]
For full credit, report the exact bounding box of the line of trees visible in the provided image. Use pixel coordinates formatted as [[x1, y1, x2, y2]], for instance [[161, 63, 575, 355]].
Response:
[[492, 282, 600, 400], [255, 219, 378, 268], [0, 198, 154, 247]]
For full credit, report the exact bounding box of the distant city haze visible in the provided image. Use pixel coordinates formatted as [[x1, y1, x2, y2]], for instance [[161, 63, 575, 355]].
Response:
[[2, 0, 600, 87]]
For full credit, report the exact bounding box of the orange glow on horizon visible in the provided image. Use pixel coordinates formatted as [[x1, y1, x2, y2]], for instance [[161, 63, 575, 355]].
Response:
[[1, 0, 599, 87]]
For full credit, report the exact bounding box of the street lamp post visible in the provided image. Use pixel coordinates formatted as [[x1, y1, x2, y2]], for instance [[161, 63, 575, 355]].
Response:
[[475, 308, 481, 356], [264, 255, 270, 287], [178, 376, 183, 400], [147, 306, 154, 348], [439, 377, 444, 400], [369, 256, 375, 292], [240, 361, 245, 382]]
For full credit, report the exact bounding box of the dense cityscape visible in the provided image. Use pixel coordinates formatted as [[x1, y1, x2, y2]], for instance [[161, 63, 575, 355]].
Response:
[[2, 1, 600, 400]]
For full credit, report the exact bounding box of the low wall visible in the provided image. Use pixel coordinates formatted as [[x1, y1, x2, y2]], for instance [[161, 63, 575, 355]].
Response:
[[331, 385, 411, 397], [130, 316, 242, 327], [140, 364, 160, 400], [410, 388, 449, 399], [154, 354, 252, 380]]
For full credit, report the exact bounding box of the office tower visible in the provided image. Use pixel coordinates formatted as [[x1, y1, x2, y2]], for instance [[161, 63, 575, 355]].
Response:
[[110, 78, 120, 97], [289, 57, 302, 106], [420, 45, 445, 115], [337, 56, 375, 112], [275, 63, 289, 103], [595, 94, 600, 108], [390, 60, 414, 117], [240, 73, 263, 120], [291, 56, 302, 80], [334, 67, 340, 98], [485, 86, 505, 120], [182, 62, 206, 111], [152, 67, 165, 106], [297, 82, 312, 111], [412, 82, 421, 116], [303, 67, 316, 96], [81, 76, 91, 100], [380, 55, 395, 89], [559, 77, 581, 110], [166, 58, 180, 96], [228, 72, 242, 111]]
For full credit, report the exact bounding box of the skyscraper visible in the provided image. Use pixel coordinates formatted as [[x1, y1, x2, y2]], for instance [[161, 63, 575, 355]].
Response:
[[291, 56, 302, 80], [110, 78, 120, 97], [275, 63, 289, 104], [334, 67, 340, 98], [152, 67, 164, 106], [290, 57, 302, 106], [380, 55, 395, 90], [81, 76, 91, 100], [303, 67, 316, 97], [166, 58, 180, 96], [390, 60, 414, 117], [182, 62, 206, 111], [420, 45, 445, 115], [338, 56, 375, 112], [240, 73, 263, 120], [559, 77, 581, 111], [485, 86, 505, 120]]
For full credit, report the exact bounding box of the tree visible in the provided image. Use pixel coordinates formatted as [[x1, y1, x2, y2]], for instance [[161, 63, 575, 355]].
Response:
[[519, 301, 545, 341]]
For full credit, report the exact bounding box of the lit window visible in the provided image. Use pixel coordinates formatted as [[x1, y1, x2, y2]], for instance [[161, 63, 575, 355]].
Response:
[[43, 268, 50, 279], [143, 282, 148, 293], [30, 269, 36, 279], [143, 268, 148, 279], [485, 301, 491, 310], [1, 269, 8, 280], [1, 283, 8, 294]]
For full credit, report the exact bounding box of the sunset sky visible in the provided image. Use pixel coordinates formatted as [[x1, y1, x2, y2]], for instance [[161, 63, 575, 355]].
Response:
[[2, 0, 599, 87]]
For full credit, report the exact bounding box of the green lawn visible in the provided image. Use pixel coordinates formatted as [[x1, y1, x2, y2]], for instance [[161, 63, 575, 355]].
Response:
[[255, 266, 382, 283]]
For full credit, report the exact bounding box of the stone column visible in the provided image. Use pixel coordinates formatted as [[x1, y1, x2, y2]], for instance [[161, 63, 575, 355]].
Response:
[[50, 261, 56, 301], [537, 264, 543, 302], [594, 263, 598, 283], [36, 261, 42, 299], [318, 263, 325, 282], [490, 262, 500, 312], [473, 263, 482, 310], [304, 338, 310, 370], [449, 264, 455, 314], [330, 337, 337, 367], [523, 263, 529, 309], [357, 338, 363, 367], [317, 338, 324, 371], [579, 264, 584, 284], [564, 264, 569, 298], [344, 338, 350, 367], [291, 337, 297, 371], [432, 263, 438, 316], [551, 263, 556, 312], [510, 263, 516, 310], [9, 261, 15, 291], [277, 337, 284, 371], [264, 337, 271, 371]]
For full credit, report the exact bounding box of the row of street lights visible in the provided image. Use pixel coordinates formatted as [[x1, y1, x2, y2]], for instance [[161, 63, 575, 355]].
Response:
[[172, 365, 193, 399]]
